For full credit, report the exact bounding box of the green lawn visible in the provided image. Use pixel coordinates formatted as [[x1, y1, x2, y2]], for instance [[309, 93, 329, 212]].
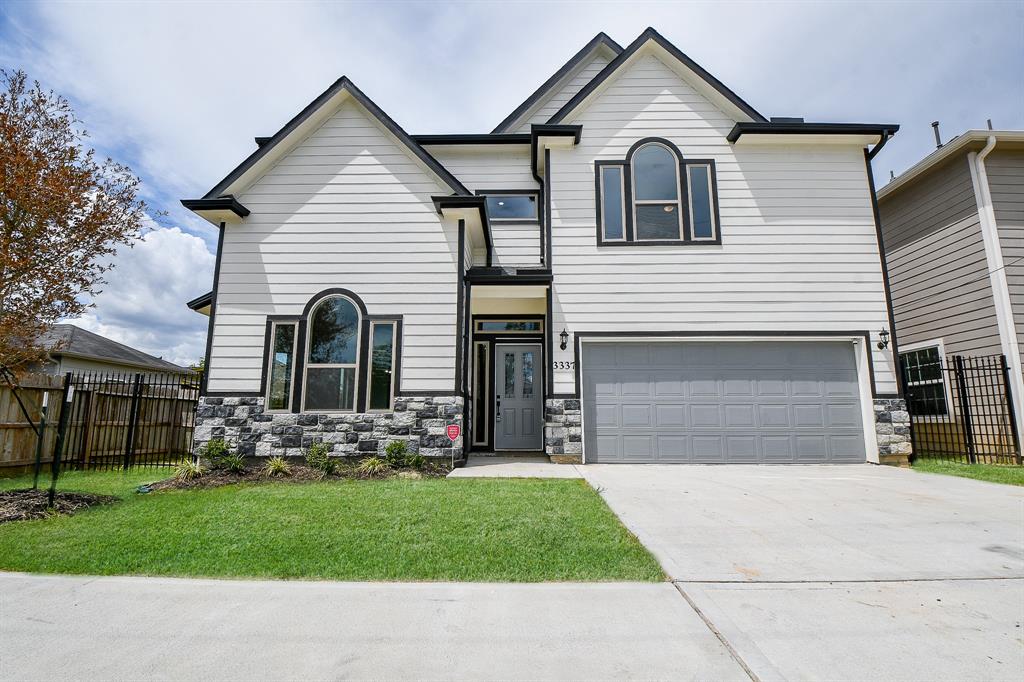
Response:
[[0, 471, 663, 582], [912, 459, 1024, 486]]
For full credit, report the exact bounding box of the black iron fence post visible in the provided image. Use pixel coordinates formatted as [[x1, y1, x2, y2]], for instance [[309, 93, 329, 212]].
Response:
[[123, 373, 144, 470], [47, 372, 74, 508], [952, 355, 977, 464], [999, 355, 1022, 464], [31, 392, 49, 490]]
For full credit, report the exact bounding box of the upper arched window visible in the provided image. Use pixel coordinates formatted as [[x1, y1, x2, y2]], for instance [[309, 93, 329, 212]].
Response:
[[596, 138, 719, 245], [304, 295, 360, 411]]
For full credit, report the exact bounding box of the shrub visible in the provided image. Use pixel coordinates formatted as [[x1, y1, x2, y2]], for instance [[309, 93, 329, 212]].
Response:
[[262, 456, 291, 477], [221, 453, 246, 473], [383, 440, 408, 467], [200, 438, 232, 469], [174, 459, 205, 482], [357, 456, 391, 477], [305, 442, 336, 477], [404, 452, 426, 470]]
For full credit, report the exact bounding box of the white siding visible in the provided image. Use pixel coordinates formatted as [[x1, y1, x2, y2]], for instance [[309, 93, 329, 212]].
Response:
[[516, 52, 612, 131], [208, 97, 459, 393], [549, 52, 897, 395], [427, 145, 541, 267]]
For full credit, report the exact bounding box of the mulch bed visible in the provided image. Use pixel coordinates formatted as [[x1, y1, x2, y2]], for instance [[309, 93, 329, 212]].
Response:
[[147, 461, 451, 492], [0, 489, 119, 524]]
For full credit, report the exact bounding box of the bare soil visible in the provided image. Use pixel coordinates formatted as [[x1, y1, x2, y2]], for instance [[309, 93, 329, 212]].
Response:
[[0, 489, 119, 524], [147, 461, 451, 491]]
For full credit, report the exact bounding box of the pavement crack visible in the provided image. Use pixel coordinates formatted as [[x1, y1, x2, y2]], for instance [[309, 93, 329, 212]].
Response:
[[672, 582, 760, 682]]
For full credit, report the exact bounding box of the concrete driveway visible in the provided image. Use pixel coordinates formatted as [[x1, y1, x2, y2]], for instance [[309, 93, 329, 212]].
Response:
[[581, 464, 1024, 681]]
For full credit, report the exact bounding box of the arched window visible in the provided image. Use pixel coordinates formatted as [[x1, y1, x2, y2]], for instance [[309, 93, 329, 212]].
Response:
[[304, 295, 360, 411], [631, 142, 682, 241], [597, 137, 719, 245]]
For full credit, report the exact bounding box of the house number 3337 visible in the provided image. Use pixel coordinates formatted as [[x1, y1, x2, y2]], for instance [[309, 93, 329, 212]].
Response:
[[552, 361, 575, 370]]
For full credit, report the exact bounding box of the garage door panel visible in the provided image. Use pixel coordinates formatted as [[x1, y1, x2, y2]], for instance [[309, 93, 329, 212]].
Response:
[[583, 341, 866, 464]]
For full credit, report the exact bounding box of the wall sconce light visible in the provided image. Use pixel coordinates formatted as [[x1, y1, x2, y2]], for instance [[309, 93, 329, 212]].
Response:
[[877, 329, 890, 350], [559, 328, 569, 351]]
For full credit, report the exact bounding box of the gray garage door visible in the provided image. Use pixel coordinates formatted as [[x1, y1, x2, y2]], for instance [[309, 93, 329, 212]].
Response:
[[582, 341, 866, 463]]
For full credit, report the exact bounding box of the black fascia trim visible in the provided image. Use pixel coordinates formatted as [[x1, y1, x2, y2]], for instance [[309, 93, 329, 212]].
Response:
[[474, 188, 541, 226], [199, 222, 226, 396], [187, 290, 213, 311], [549, 27, 767, 126], [180, 196, 251, 218], [415, 134, 531, 145], [254, 136, 272, 147], [727, 122, 900, 144], [432, 195, 493, 265], [202, 76, 470, 200], [531, 124, 583, 144], [491, 32, 624, 134], [565, 330, 879, 398], [864, 149, 904, 397]]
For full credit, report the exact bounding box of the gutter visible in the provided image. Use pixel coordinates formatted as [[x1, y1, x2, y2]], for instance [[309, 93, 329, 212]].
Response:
[[968, 136, 1024, 445]]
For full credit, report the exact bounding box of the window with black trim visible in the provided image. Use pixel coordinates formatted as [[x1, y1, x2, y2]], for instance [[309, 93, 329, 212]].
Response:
[[596, 138, 720, 245], [900, 345, 948, 417], [367, 321, 397, 411], [477, 190, 539, 223], [266, 321, 297, 412], [304, 295, 360, 411]]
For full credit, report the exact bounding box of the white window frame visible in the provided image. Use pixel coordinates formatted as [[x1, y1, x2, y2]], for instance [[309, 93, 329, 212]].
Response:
[[686, 163, 717, 241], [302, 294, 361, 413], [631, 142, 683, 241], [599, 165, 627, 242], [264, 320, 298, 413], [366, 320, 397, 413], [899, 338, 952, 418], [472, 341, 489, 446]]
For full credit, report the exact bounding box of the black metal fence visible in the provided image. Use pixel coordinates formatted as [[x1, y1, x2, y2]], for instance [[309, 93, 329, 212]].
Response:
[[54, 370, 202, 470], [901, 353, 1021, 464]]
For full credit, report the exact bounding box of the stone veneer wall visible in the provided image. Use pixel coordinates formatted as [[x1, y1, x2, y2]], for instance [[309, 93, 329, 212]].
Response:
[[874, 397, 912, 466], [193, 395, 464, 460], [544, 396, 912, 466], [545, 398, 582, 464]]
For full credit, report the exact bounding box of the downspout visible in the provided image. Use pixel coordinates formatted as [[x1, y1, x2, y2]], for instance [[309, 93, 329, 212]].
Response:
[[968, 136, 1024, 442]]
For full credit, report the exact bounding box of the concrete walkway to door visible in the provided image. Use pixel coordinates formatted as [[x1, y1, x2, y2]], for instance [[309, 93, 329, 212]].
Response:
[[580, 464, 1024, 681]]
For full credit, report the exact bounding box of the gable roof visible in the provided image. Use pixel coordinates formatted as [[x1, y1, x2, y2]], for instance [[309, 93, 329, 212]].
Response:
[[548, 27, 767, 126], [199, 76, 470, 201], [41, 324, 191, 374], [491, 32, 623, 134]]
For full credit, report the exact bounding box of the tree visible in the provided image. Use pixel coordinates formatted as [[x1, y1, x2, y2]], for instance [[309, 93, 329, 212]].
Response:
[[0, 69, 144, 374]]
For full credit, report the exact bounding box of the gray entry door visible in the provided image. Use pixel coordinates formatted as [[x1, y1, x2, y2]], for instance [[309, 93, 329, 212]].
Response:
[[583, 341, 866, 464], [494, 343, 543, 450]]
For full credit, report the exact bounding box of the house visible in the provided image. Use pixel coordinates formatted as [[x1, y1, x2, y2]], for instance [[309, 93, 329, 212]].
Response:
[[877, 130, 1024, 456], [184, 27, 909, 465], [34, 324, 192, 378]]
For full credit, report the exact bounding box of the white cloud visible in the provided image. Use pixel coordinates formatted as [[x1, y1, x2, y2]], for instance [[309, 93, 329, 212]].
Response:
[[65, 226, 214, 367]]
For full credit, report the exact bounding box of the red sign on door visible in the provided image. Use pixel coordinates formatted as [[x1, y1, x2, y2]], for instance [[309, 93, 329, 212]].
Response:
[[446, 424, 461, 442]]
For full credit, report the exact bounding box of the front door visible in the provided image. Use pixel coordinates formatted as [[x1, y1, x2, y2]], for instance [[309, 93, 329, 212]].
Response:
[[494, 343, 543, 450]]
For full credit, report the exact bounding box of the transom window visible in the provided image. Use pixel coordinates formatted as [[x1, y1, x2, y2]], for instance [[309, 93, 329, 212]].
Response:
[[474, 320, 544, 333], [900, 345, 948, 416], [596, 138, 719, 245]]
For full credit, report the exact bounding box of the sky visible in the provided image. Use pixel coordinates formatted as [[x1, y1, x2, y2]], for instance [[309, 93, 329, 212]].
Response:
[[1, 0, 1021, 366]]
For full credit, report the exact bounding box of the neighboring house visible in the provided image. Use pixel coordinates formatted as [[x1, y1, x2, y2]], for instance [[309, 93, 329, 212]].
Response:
[[34, 324, 192, 378], [877, 130, 1024, 448], [184, 27, 909, 465]]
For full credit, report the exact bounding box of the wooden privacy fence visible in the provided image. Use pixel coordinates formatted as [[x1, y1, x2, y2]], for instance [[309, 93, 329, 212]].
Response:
[[1, 370, 201, 472]]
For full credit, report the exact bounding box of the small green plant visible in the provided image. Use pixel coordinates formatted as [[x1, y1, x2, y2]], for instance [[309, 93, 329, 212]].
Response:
[[305, 442, 336, 478], [262, 456, 291, 477], [221, 453, 246, 473], [200, 438, 232, 469], [357, 456, 391, 477], [174, 459, 205, 482], [404, 452, 426, 470], [383, 440, 408, 467]]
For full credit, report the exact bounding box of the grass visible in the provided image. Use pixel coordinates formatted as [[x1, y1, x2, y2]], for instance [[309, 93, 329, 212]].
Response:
[[912, 459, 1024, 487], [0, 470, 663, 582]]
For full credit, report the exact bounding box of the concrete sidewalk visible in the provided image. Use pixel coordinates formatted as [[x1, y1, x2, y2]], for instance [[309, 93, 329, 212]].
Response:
[[0, 573, 743, 682], [447, 456, 582, 478]]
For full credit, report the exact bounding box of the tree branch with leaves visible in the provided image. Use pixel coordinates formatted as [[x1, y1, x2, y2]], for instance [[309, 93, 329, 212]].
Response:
[[0, 69, 145, 373]]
